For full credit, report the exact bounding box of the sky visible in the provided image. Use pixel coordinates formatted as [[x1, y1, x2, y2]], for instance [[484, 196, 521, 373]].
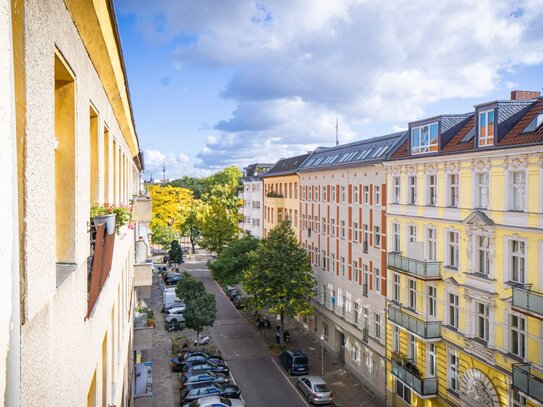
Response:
[[115, 0, 543, 180]]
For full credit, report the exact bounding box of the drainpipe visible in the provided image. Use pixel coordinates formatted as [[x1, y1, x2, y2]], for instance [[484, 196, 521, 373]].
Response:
[[4, 0, 21, 405]]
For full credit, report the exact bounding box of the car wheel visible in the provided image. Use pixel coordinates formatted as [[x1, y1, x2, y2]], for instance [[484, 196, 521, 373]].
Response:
[[307, 393, 312, 404]]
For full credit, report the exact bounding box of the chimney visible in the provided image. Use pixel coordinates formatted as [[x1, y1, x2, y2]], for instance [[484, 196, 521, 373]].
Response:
[[510, 90, 541, 100]]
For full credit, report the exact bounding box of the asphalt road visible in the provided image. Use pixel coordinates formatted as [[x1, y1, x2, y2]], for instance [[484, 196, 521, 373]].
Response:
[[189, 266, 308, 407]]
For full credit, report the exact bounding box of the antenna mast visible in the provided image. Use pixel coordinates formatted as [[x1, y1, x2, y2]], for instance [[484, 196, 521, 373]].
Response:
[[335, 117, 339, 146], [162, 162, 166, 181]]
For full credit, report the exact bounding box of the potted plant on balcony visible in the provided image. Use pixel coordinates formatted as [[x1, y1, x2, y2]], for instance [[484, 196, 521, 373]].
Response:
[[391, 351, 408, 366], [146, 309, 155, 328], [90, 203, 132, 235]]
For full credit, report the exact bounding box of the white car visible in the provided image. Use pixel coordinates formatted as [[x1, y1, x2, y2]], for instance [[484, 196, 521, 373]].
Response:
[[182, 395, 245, 407], [165, 308, 185, 324]]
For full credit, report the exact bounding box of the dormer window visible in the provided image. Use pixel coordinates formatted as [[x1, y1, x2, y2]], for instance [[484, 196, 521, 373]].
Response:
[[521, 113, 543, 133], [411, 122, 438, 154], [478, 110, 494, 146]]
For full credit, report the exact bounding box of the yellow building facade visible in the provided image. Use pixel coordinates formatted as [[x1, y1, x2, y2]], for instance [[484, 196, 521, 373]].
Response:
[[262, 154, 309, 239], [384, 95, 543, 407]]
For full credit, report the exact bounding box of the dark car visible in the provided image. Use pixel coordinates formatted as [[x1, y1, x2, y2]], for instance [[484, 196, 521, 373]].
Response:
[[171, 353, 210, 372], [181, 372, 229, 388], [164, 273, 183, 285], [279, 350, 309, 375], [183, 361, 230, 376], [180, 383, 241, 403]]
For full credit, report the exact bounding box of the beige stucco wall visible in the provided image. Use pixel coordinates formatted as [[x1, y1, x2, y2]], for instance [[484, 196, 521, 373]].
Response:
[[19, 0, 139, 405]]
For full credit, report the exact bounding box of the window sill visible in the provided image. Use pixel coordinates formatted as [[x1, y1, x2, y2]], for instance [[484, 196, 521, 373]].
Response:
[[504, 352, 525, 364], [443, 265, 458, 272], [464, 271, 496, 281], [443, 324, 460, 333], [447, 389, 460, 399]]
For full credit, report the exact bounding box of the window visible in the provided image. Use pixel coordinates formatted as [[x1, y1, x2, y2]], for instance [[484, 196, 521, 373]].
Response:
[[408, 176, 417, 204], [89, 107, 99, 204], [363, 225, 369, 252], [448, 174, 459, 207], [341, 220, 346, 239], [374, 186, 380, 205], [476, 172, 489, 208], [512, 391, 527, 407], [294, 210, 298, 227], [448, 349, 459, 391], [308, 187, 313, 201], [427, 228, 437, 261], [392, 326, 400, 352], [353, 222, 359, 242], [323, 187, 327, 202], [363, 186, 369, 204], [374, 226, 381, 248], [427, 175, 437, 206], [315, 186, 319, 201], [408, 279, 417, 310], [323, 323, 329, 340], [331, 186, 336, 202], [363, 264, 369, 296], [447, 231, 459, 269], [408, 225, 417, 243], [354, 302, 360, 324], [510, 315, 526, 359], [322, 250, 327, 269], [363, 307, 369, 334], [353, 186, 359, 204], [510, 240, 526, 284], [341, 186, 346, 202], [294, 183, 298, 199], [331, 219, 336, 237], [407, 334, 417, 360], [476, 302, 490, 342], [374, 268, 381, 293], [396, 380, 411, 404], [427, 286, 437, 318], [411, 122, 438, 154], [351, 343, 360, 363], [323, 284, 327, 305], [342, 294, 347, 316], [392, 223, 400, 252], [331, 253, 336, 273], [478, 109, 495, 147], [522, 113, 543, 133], [510, 171, 526, 211], [341, 257, 346, 277], [374, 313, 381, 341], [353, 260, 359, 283], [428, 343, 437, 377], [392, 273, 400, 302], [477, 236, 490, 275], [392, 176, 401, 204], [289, 183, 293, 198], [448, 293, 459, 329]]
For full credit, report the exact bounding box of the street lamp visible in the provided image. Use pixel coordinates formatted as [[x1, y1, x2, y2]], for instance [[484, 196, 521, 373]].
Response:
[[320, 334, 325, 378]]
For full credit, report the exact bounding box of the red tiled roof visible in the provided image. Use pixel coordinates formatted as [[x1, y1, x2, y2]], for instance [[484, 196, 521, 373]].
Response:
[[390, 139, 408, 159], [441, 116, 475, 152], [497, 98, 543, 146]]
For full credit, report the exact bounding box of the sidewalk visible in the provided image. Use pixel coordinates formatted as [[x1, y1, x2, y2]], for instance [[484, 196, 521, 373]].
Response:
[[274, 317, 385, 407]]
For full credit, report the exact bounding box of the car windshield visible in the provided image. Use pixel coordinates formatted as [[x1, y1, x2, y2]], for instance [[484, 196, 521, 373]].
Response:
[[294, 357, 308, 364], [314, 384, 330, 392]]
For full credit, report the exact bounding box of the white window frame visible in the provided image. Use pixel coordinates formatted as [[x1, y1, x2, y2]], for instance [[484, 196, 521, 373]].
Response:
[[392, 222, 401, 252], [510, 314, 526, 359], [426, 227, 437, 261], [408, 175, 417, 204], [411, 122, 439, 154], [392, 273, 400, 303], [509, 170, 526, 211], [374, 226, 381, 248], [374, 267, 381, 293], [392, 326, 400, 352], [478, 109, 495, 147], [448, 348, 459, 391], [507, 238, 526, 284], [446, 230, 459, 270], [374, 313, 381, 341], [363, 186, 369, 204], [374, 186, 381, 205], [341, 220, 346, 239], [392, 176, 401, 204], [447, 292, 459, 329], [341, 186, 346, 203], [476, 301, 490, 342], [353, 185, 359, 204], [407, 279, 417, 310], [447, 173, 459, 207], [353, 222, 359, 242], [427, 174, 437, 206], [475, 172, 489, 209], [427, 285, 437, 318]]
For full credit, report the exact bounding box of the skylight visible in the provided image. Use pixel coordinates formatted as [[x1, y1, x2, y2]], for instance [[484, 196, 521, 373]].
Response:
[[329, 155, 339, 163], [460, 127, 475, 143], [522, 113, 543, 133]]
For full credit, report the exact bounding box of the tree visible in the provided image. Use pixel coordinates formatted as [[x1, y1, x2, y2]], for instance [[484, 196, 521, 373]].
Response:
[[148, 184, 194, 241], [169, 176, 210, 200], [182, 200, 202, 254], [175, 272, 206, 303], [168, 240, 184, 264], [150, 224, 176, 251], [184, 292, 217, 345], [208, 234, 259, 285], [243, 219, 314, 346]]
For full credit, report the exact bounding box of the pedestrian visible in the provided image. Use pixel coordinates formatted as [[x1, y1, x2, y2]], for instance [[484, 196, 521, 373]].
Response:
[[275, 330, 280, 345]]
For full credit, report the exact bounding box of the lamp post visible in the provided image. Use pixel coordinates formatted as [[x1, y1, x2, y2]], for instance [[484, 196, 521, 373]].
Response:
[[320, 334, 325, 378]]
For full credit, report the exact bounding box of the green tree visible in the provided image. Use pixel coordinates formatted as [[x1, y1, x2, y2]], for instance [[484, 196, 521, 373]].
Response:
[[184, 292, 217, 345], [169, 176, 211, 199], [208, 234, 259, 285], [243, 220, 314, 346], [182, 200, 202, 254], [175, 272, 206, 303], [168, 240, 184, 264], [150, 224, 176, 251]]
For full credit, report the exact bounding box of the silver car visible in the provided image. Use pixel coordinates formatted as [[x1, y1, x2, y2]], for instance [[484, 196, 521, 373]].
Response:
[[297, 376, 333, 405], [183, 395, 245, 407]]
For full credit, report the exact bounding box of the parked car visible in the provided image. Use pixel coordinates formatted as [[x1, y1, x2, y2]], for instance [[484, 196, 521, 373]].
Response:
[[162, 300, 185, 313], [182, 395, 245, 407], [183, 361, 230, 376], [181, 372, 229, 388], [180, 383, 241, 403], [171, 353, 209, 371], [297, 376, 333, 405], [279, 350, 309, 375], [164, 308, 185, 324], [165, 305, 186, 314], [164, 273, 183, 285]]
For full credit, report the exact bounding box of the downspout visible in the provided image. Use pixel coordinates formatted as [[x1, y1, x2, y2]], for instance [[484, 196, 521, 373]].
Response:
[[4, 0, 21, 405]]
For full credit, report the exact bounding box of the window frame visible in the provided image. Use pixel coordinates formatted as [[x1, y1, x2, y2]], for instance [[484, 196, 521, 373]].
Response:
[[411, 122, 439, 155], [478, 109, 495, 147]]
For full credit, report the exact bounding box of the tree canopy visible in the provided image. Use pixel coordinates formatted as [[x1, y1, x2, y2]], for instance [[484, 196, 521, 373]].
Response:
[[208, 234, 259, 285], [184, 292, 217, 344], [175, 272, 206, 303], [168, 240, 184, 264], [243, 219, 315, 346]]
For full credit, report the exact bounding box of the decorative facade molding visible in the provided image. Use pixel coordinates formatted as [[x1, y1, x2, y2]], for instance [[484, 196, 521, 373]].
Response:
[[470, 159, 491, 172], [445, 161, 461, 174], [503, 155, 528, 170], [459, 368, 499, 407]]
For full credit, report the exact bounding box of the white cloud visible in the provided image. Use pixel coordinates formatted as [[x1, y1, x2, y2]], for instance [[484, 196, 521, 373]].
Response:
[[119, 0, 543, 170], [144, 149, 213, 179]]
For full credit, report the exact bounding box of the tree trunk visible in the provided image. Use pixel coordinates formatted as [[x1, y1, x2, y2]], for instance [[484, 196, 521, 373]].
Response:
[[190, 232, 197, 254], [280, 309, 284, 347]]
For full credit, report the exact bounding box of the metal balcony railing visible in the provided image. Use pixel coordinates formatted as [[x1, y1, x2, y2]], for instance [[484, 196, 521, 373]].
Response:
[[388, 305, 441, 339], [512, 285, 543, 317], [387, 252, 442, 279], [512, 363, 543, 404], [392, 360, 437, 396]]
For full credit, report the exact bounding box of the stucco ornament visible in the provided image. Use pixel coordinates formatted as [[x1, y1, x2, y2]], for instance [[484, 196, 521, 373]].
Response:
[[445, 161, 460, 173], [460, 369, 499, 407]]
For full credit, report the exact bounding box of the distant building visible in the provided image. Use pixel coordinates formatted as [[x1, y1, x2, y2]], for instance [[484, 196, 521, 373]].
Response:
[[239, 163, 273, 238]]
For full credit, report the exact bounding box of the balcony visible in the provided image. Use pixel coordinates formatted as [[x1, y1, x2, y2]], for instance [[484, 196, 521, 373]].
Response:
[[387, 252, 442, 280], [134, 263, 152, 287], [512, 285, 543, 318], [512, 363, 543, 404], [392, 360, 437, 397], [388, 305, 441, 340], [265, 194, 285, 209], [87, 222, 115, 318], [132, 197, 152, 222], [134, 326, 153, 351]]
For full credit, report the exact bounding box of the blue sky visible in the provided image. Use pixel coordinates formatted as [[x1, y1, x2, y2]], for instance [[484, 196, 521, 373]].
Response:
[[115, 0, 543, 179]]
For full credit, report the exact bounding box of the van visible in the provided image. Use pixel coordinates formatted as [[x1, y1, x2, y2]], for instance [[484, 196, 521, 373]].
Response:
[[163, 290, 182, 311], [279, 350, 309, 375]]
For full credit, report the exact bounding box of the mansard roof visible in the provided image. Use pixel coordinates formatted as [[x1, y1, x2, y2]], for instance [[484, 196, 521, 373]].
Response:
[[262, 153, 311, 177]]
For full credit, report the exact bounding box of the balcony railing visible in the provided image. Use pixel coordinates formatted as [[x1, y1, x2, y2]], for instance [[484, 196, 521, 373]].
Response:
[[512, 285, 543, 317], [388, 305, 441, 339], [512, 363, 543, 404], [387, 252, 442, 279], [392, 360, 437, 397], [87, 222, 115, 318], [132, 197, 152, 222]]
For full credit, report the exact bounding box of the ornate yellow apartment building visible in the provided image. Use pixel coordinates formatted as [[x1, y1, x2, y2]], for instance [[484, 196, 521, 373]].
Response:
[[262, 153, 309, 239], [383, 92, 543, 407]]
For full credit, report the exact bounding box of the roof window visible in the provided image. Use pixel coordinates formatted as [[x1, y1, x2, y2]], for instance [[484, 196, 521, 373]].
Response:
[[521, 113, 543, 133], [411, 122, 438, 154], [460, 127, 475, 143]]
